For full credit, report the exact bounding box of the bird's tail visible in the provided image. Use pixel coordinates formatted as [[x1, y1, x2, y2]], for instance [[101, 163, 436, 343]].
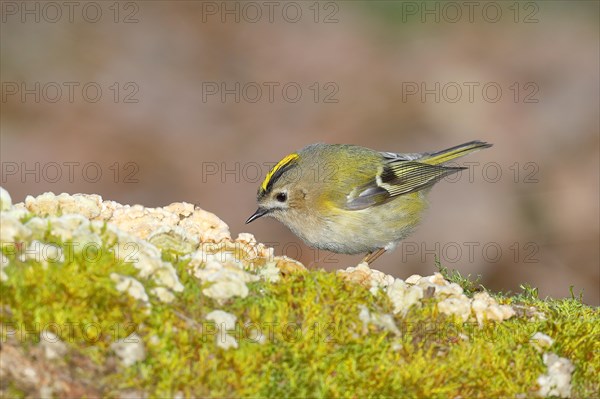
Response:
[[422, 140, 492, 165]]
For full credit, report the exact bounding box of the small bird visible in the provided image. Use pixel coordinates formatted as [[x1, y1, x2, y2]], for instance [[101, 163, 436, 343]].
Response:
[[246, 141, 492, 264]]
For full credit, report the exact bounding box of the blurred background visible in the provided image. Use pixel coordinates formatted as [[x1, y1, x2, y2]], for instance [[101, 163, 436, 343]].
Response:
[[1, 1, 598, 304]]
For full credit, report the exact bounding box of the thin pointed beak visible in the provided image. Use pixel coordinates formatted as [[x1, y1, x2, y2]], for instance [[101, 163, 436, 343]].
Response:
[[245, 207, 269, 224]]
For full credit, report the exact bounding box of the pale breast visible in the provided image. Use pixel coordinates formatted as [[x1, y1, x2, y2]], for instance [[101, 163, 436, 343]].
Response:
[[288, 191, 428, 255]]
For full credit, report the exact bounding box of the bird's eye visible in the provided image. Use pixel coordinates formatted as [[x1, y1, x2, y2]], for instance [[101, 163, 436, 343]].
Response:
[[275, 192, 287, 202]]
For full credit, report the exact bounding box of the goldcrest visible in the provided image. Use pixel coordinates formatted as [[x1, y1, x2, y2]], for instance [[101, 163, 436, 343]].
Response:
[[246, 141, 492, 264]]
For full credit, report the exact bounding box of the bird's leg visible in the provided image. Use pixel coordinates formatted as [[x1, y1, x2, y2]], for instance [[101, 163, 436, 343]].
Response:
[[361, 248, 387, 265]]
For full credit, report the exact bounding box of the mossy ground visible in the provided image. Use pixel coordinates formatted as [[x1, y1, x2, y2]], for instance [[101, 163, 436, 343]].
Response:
[[1, 238, 598, 398]]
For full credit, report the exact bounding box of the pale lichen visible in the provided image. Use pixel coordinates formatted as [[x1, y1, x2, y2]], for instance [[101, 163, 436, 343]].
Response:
[[147, 225, 199, 253], [110, 273, 150, 303], [20, 192, 231, 245], [412, 273, 465, 297], [338, 262, 395, 294], [167, 202, 231, 243], [3, 192, 185, 303], [186, 233, 292, 302], [46, 214, 93, 241], [257, 261, 281, 283], [102, 226, 184, 296], [386, 278, 425, 316], [358, 305, 401, 336], [530, 332, 554, 353], [188, 250, 259, 302], [205, 310, 238, 350], [0, 253, 9, 282], [110, 333, 146, 367], [471, 292, 516, 326], [150, 287, 176, 303], [23, 217, 49, 240], [437, 296, 472, 322], [536, 352, 575, 398], [0, 187, 11, 211], [0, 212, 32, 243], [340, 266, 515, 325], [23, 192, 103, 219]]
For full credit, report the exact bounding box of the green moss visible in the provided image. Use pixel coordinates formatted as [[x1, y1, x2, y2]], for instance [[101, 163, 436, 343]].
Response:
[[1, 222, 598, 398]]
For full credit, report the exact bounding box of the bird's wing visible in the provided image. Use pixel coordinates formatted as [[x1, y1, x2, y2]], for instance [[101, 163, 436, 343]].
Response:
[[379, 151, 427, 161], [344, 159, 465, 210]]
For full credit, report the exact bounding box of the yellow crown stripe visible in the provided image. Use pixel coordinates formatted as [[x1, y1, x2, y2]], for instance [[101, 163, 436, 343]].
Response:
[[261, 153, 299, 192]]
